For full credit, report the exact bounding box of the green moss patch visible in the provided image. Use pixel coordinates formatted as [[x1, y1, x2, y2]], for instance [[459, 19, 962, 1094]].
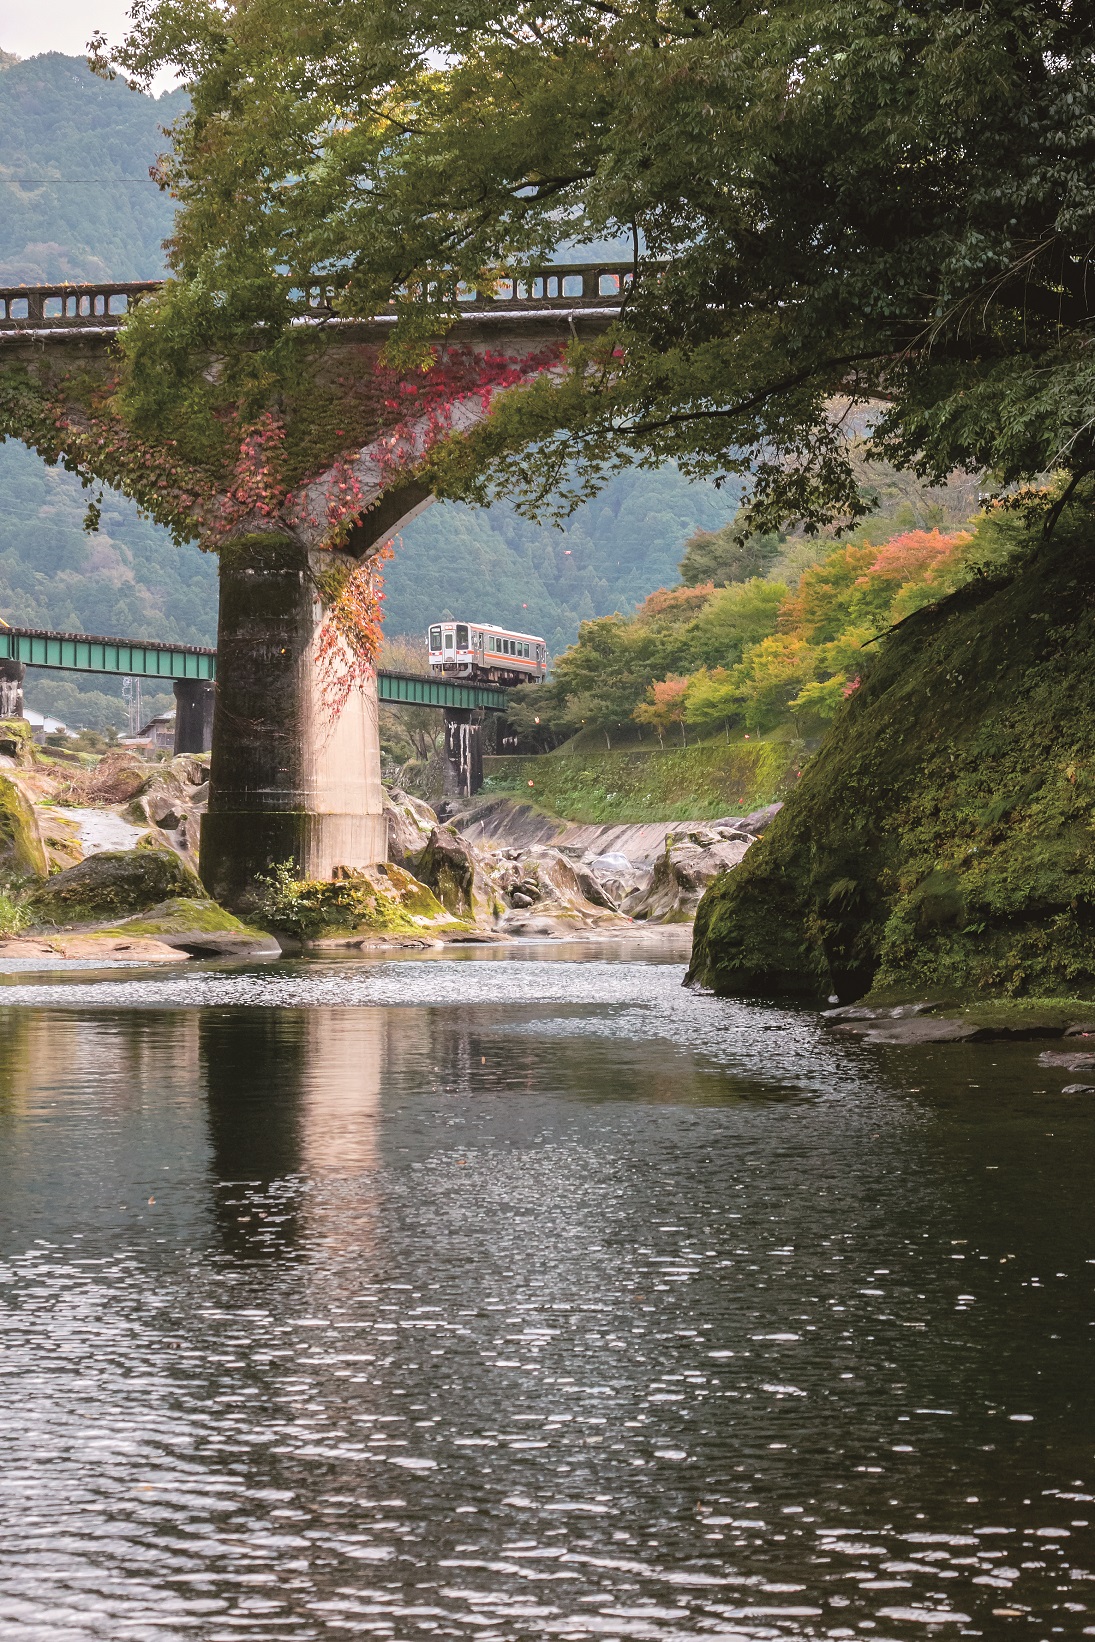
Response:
[[689, 508, 1095, 1004], [101, 897, 251, 937]]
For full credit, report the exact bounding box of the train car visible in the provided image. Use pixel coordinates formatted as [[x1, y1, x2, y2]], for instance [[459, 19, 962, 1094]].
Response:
[[427, 620, 548, 684]]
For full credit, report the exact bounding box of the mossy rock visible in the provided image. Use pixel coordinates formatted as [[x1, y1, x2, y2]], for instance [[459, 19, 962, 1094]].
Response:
[[255, 861, 455, 939], [0, 772, 47, 879], [0, 719, 36, 767], [101, 897, 250, 936], [688, 506, 1095, 1004], [27, 849, 205, 926]]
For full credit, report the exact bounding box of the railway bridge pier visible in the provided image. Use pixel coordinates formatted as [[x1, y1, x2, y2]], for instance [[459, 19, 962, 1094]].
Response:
[[0, 267, 624, 903]]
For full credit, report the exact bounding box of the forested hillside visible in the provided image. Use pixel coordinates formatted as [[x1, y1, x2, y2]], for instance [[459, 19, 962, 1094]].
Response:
[[0, 52, 185, 283], [0, 51, 742, 729]]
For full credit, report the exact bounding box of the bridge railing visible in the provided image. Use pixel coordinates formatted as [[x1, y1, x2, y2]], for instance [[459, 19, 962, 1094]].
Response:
[[0, 262, 639, 334], [0, 282, 162, 330]]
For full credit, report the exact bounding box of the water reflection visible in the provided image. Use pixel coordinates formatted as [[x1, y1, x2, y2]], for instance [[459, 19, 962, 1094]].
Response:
[[0, 957, 1092, 1639]]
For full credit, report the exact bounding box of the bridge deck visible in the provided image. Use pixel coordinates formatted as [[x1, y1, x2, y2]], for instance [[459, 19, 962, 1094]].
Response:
[[0, 626, 508, 711], [0, 263, 632, 338]]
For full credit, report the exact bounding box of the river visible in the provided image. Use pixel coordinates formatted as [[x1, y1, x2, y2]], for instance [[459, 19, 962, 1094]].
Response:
[[0, 937, 1091, 1640]]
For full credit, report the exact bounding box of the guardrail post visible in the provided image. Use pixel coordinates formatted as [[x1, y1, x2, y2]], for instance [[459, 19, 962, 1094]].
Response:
[[173, 678, 216, 755]]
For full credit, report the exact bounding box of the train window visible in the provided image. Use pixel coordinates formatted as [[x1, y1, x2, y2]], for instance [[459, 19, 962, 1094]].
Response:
[[443, 631, 454, 649], [429, 626, 441, 649], [456, 624, 469, 648]]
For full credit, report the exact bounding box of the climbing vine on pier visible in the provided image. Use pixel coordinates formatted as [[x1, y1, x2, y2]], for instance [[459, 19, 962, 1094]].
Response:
[[314, 542, 394, 721], [0, 339, 562, 552]]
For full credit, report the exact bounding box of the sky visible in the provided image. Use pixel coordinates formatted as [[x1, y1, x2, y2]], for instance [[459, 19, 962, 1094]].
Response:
[[2, 0, 179, 90], [4, 0, 131, 62]]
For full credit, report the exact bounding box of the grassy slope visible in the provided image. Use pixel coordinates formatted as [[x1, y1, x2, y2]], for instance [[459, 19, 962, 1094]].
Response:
[[687, 514, 1095, 1003], [482, 732, 803, 823]]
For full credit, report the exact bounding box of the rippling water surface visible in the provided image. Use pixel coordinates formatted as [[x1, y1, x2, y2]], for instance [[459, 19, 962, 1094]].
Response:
[[1, 938, 1093, 1641]]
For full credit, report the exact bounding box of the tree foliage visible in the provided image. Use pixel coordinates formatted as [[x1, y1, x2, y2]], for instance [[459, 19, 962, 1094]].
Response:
[[96, 0, 1095, 532], [511, 521, 995, 746], [679, 522, 785, 589]]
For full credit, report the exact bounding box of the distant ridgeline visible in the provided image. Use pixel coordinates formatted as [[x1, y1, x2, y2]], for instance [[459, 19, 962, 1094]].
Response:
[[0, 52, 744, 730]]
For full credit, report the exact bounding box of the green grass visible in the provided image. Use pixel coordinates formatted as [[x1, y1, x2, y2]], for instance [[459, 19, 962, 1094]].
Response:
[[482, 734, 802, 824], [0, 891, 27, 937]]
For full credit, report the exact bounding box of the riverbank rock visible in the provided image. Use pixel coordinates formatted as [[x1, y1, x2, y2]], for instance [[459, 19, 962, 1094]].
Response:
[[26, 848, 205, 926], [624, 828, 752, 922], [253, 860, 461, 944], [385, 788, 439, 865], [831, 1016, 983, 1045], [413, 826, 489, 918], [687, 507, 1095, 1002], [123, 754, 209, 862], [0, 772, 48, 879], [0, 932, 187, 962], [104, 896, 281, 958], [0, 718, 36, 767]]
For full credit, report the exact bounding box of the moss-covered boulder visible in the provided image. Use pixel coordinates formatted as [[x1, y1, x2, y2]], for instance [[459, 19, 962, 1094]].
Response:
[[687, 512, 1095, 1004], [27, 849, 205, 926], [101, 898, 281, 958], [254, 860, 455, 940], [0, 773, 47, 879], [0, 719, 36, 767], [412, 826, 481, 916]]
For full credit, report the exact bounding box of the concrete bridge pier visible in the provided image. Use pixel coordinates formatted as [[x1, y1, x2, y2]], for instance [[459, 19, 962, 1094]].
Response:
[[199, 532, 385, 909], [0, 659, 25, 720], [443, 707, 484, 798], [173, 679, 216, 755]]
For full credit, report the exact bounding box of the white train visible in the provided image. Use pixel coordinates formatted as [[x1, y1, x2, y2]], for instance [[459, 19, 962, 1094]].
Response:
[[427, 620, 548, 684]]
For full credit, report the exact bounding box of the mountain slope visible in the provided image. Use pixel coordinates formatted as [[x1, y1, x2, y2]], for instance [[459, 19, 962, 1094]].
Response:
[[0, 52, 186, 283]]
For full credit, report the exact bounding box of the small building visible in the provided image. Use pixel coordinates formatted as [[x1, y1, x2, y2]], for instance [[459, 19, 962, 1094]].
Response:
[[121, 707, 176, 752], [22, 708, 70, 745]]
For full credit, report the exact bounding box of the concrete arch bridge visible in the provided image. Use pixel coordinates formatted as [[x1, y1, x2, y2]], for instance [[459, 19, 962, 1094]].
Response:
[[0, 267, 626, 904]]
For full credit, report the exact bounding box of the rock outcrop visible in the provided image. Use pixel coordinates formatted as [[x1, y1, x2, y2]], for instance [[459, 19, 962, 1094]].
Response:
[[413, 826, 488, 918], [0, 772, 48, 879], [385, 787, 439, 865], [623, 826, 753, 922], [687, 507, 1095, 1003]]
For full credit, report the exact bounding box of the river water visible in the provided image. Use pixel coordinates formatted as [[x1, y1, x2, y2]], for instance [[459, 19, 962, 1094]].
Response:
[[0, 938, 1092, 1641]]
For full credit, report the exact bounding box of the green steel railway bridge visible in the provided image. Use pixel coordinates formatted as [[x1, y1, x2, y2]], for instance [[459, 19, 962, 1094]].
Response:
[[0, 624, 509, 790]]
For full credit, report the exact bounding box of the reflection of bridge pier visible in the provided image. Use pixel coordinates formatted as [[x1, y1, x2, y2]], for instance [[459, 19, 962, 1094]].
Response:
[[201, 1006, 384, 1257]]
